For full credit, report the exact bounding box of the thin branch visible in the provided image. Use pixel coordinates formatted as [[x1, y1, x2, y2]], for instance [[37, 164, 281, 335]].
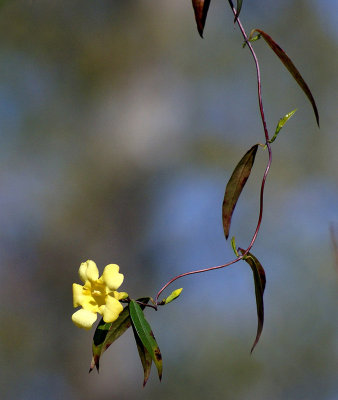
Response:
[[155, 1, 273, 304], [227, 0, 272, 256], [155, 256, 242, 304]]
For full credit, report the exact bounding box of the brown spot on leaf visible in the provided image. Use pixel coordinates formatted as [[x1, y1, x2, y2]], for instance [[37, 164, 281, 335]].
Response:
[[155, 348, 162, 361]]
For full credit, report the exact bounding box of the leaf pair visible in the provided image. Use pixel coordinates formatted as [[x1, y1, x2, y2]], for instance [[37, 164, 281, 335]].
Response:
[[222, 145, 266, 350], [222, 146, 265, 351], [90, 298, 162, 387], [191, 3, 319, 126], [192, 1, 243, 37], [89, 297, 150, 373], [129, 300, 162, 386]]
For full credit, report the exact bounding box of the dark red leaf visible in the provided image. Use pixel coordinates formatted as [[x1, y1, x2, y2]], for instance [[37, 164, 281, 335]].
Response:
[[222, 145, 258, 240], [234, 0, 243, 22], [192, 0, 211, 38], [239, 249, 266, 353], [253, 29, 319, 127]]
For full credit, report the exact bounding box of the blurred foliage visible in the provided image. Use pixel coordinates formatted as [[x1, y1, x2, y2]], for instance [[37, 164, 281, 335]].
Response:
[[0, 1, 337, 399]]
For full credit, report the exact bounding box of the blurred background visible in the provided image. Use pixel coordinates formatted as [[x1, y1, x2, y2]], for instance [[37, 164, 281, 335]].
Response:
[[0, 0, 337, 399]]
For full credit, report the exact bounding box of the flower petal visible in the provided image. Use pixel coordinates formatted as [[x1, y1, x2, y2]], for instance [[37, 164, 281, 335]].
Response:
[[114, 291, 129, 300], [72, 309, 97, 330], [102, 296, 123, 323], [78, 262, 88, 283], [102, 264, 124, 290], [81, 297, 100, 313], [85, 260, 99, 282], [73, 283, 85, 307]]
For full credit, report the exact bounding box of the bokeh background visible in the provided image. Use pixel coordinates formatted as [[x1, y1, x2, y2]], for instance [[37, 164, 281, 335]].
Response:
[[0, 1, 337, 399]]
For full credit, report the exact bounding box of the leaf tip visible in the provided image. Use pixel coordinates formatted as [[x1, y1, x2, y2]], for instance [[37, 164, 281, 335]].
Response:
[[142, 377, 149, 387], [250, 337, 259, 354], [192, 0, 210, 38], [89, 357, 96, 373], [88, 363, 99, 374], [315, 110, 320, 128]]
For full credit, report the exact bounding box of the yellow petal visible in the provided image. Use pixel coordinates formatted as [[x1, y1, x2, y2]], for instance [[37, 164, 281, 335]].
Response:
[[81, 297, 100, 313], [102, 264, 124, 290], [73, 283, 85, 307], [114, 291, 129, 300], [85, 260, 99, 282], [102, 296, 123, 323], [78, 262, 88, 283], [72, 309, 97, 330], [98, 305, 105, 314]]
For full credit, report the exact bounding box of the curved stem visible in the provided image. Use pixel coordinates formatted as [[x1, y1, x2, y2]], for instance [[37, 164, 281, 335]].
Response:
[[155, 256, 242, 303], [155, 2, 273, 303], [227, 0, 272, 254]]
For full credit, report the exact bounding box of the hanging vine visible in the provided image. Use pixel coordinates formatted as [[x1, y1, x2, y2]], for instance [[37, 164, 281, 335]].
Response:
[[71, 0, 319, 386]]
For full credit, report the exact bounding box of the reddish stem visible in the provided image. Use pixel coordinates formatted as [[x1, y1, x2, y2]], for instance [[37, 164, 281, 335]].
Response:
[[228, 0, 272, 255], [155, 2, 272, 304], [155, 256, 241, 303]]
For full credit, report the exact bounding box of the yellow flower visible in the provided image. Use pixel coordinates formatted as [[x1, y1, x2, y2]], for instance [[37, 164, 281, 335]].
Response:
[[72, 260, 128, 330]]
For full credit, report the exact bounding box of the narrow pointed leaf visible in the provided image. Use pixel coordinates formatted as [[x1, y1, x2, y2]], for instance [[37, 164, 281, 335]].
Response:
[[252, 29, 319, 126], [129, 300, 163, 381], [222, 145, 258, 239], [162, 288, 183, 305], [90, 297, 150, 372], [234, 0, 243, 22], [239, 249, 266, 353], [231, 236, 239, 257], [132, 324, 152, 387], [269, 109, 297, 144], [192, 0, 211, 38]]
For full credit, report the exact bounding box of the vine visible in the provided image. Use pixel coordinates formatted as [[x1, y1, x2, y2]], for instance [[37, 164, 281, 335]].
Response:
[[71, 1, 319, 386]]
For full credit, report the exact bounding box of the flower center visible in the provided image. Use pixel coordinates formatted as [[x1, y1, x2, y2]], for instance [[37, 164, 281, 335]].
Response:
[[90, 281, 106, 307]]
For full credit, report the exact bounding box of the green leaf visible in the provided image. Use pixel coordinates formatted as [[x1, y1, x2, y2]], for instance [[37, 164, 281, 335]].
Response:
[[161, 288, 183, 305], [222, 145, 258, 240], [89, 297, 150, 372], [192, 0, 211, 38], [239, 249, 266, 353], [234, 0, 243, 22], [243, 33, 261, 48], [132, 324, 152, 387], [231, 236, 239, 257], [243, 29, 262, 47], [129, 300, 163, 381], [269, 109, 297, 144], [252, 29, 319, 127]]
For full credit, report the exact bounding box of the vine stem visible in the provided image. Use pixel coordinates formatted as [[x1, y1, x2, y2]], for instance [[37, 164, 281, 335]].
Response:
[[227, 0, 272, 255], [155, 1, 272, 305]]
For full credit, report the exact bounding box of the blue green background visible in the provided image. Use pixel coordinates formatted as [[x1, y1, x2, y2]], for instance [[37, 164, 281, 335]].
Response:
[[0, 1, 337, 399]]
